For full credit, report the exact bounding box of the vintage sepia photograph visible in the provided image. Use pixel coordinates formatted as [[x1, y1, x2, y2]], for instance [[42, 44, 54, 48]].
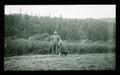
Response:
[[4, 5, 116, 70]]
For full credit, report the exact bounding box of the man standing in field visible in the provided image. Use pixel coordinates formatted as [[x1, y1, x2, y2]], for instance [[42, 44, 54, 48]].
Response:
[[50, 31, 61, 55]]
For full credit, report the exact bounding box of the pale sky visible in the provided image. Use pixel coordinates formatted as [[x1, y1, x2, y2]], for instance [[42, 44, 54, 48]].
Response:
[[5, 5, 116, 19]]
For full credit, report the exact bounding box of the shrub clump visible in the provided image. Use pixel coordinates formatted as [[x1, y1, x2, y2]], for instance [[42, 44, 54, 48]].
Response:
[[4, 39, 115, 57]]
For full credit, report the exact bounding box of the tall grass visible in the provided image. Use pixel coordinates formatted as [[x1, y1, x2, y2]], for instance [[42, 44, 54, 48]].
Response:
[[4, 39, 115, 57]]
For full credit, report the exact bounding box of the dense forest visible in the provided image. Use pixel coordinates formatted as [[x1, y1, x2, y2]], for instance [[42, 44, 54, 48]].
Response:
[[5, 14, 115, 41]]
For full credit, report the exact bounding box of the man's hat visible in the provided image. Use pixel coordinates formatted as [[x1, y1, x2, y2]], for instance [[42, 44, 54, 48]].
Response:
[[54, 31, 57, 34]]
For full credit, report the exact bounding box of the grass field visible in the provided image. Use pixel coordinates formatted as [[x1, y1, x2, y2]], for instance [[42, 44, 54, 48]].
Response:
[[4, 53, 115, 70]]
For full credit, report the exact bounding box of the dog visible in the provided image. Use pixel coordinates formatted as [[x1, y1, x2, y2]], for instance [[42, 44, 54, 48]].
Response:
[[59, 50, 69, 56]]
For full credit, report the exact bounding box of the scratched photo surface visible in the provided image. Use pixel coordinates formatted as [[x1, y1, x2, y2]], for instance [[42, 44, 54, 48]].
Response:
[[4, 5, 116, 70]]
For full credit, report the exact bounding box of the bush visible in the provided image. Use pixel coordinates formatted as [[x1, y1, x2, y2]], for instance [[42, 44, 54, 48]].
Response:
[[4, 39, 51, 56], [61, 42, 115, 54], [28, 33, 50, 41], [4, 39, 115, 57]]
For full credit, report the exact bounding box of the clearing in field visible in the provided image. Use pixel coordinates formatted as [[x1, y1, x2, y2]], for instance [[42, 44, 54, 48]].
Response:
[[4, 53, 115, 70]]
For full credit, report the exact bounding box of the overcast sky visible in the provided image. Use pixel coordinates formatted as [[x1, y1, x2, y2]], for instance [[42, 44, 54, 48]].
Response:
[[5, 5, 116, 19]]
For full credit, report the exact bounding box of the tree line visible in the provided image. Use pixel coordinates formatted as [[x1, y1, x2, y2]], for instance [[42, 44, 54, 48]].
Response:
[[5, 14, 115, 41]]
